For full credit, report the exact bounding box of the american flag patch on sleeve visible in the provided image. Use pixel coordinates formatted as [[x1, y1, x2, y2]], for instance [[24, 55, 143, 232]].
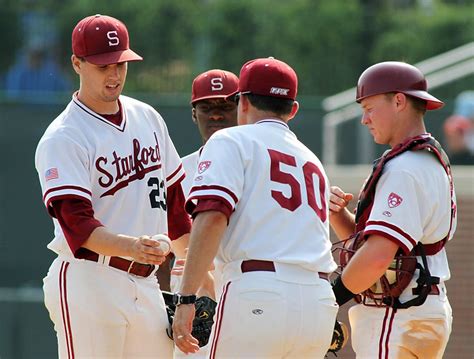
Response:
[[45, 168, 59, 181]]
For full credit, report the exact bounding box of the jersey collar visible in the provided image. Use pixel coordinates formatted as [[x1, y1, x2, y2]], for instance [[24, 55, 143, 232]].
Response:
[[255, 119, 289, 129], [72, 93, 127, 132]]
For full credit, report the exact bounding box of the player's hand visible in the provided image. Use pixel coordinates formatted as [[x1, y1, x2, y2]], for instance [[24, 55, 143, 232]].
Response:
[[128, 235, 168, 265], [329, 186, 354, 214], [173, 304, 200, 354]]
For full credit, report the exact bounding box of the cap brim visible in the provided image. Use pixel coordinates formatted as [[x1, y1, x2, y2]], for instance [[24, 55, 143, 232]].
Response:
[[85, 49, 143, 65], [403, 90, 444, 110], [224, 90, 239, 101], [191, 94, 234, 105]]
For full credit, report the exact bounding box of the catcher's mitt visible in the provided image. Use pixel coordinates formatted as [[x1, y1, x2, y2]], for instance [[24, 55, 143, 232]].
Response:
[[163, 291, 217, 348], [327, 320, 349, 356]]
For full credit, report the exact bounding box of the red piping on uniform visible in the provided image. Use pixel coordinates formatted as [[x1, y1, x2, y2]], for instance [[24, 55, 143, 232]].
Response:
[[60, 262, 75, 359], [166, 163, 183, 182], [189, 184, 239, 203], [378, 306, 390, 359], [170, 173, 186, 188], [384, 308, 397, 359], [210, 281, 231, 359], [366, 220, 416, 247], [43, 185, 92, 203]]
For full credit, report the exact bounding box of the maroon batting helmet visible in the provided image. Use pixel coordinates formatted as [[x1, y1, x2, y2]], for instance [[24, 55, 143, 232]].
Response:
[[356, 61, 444, 110]]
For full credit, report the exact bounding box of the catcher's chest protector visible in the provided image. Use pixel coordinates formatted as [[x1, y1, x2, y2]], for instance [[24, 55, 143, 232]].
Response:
[[348, 134, 455, 308]]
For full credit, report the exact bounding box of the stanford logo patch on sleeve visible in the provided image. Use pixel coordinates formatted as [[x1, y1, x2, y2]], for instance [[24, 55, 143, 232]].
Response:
[[387, 192, 403, 208], [45, 168, 59, 181], [197, 161, 211, 174]]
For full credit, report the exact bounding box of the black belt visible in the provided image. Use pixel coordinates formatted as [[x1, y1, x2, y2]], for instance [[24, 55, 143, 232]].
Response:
[[76, 248, 155, 277], [240, 260, 329, 282]]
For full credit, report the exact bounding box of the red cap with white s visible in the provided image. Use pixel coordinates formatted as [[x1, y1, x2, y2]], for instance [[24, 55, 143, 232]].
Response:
[[191, 69, 239, 105], [72, 14, 143, 65]]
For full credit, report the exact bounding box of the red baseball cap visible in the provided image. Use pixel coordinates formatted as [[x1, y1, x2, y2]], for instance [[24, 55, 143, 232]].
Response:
[[72, 14, 142, 65], [191, 69, 239, 104], [229, 57, 298, 100]]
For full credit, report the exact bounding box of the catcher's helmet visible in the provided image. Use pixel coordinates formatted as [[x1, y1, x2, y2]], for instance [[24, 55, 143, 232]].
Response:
[[356, 61, 444, 110]]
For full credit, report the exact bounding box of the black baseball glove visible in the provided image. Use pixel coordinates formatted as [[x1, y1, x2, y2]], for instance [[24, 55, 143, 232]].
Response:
[[163, 291, 217, 348], [326, 320, 349, 356]]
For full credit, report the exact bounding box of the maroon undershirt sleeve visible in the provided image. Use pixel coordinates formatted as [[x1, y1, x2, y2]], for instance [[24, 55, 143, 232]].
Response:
[[167, 182, 192, 240], [189, 199, 232, 221], [50, 198, 104, 256]]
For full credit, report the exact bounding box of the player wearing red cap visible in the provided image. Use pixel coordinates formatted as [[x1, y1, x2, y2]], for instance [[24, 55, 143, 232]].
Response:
[[172, 58, 338, 358], [35, 14, 190, 358], [170, 69, 238, 359], [330, 62, 456, 358]]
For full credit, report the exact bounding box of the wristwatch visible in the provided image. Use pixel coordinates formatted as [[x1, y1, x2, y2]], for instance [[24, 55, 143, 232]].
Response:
[[173, 293, 197, 306]]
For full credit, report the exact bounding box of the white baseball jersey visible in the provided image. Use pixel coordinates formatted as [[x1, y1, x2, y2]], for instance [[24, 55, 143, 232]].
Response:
[[350, 149, 456, 359], [36, 94, 182, 358], [35, 94, 185, 260], [181, 149, 201, 195], [186, 119, 338, 358], [187, 119, 337, 277]]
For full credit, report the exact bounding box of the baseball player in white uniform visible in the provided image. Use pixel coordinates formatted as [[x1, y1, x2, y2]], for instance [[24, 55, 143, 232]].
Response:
[[172, 57, 338, 358], [178, 69, 239, 216], [330, 62, 456, 358], [171, 70, 238, 358], [35, 14, 190, 358]]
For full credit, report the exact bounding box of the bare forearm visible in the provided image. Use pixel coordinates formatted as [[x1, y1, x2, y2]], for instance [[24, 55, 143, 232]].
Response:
[[341, 235, 399, 293], [179, 211, 226, 295], [330, 208, 356, 241], [82, 226, 135, 257], [82, 226, 168, 265]]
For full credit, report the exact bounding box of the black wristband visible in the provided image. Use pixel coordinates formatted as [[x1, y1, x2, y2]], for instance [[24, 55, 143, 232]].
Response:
[[332, 276, 356, 306], [173, 293, 197, 306]]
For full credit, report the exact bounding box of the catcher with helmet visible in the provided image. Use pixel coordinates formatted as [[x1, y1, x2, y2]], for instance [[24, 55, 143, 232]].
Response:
[[330, 61, 456, 359]]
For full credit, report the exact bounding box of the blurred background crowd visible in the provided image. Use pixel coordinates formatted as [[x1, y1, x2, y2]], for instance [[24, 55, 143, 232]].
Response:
[[0, 0, 472, 358]]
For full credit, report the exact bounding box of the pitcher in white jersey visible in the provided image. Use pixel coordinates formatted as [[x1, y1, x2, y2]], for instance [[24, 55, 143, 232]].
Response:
[[35, 14, 191, 358], [172, 57, 338, 358], [330, 61, 456, 358]]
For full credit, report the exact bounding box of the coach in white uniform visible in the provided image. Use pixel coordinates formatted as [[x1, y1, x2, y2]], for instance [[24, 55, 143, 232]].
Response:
[[330, 62, 456, 358], [35, 14, 190, 358], [172, 57, 338, 358]]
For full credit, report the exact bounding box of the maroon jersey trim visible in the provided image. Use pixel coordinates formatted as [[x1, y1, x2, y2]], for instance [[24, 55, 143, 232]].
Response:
[[100, 164, 162, 197], [365, 220, 416, 247], [166, 163, 184, 182], [43, 185, 92, 203], [189, 184, 239, 203], [72, 96, 127, 132]]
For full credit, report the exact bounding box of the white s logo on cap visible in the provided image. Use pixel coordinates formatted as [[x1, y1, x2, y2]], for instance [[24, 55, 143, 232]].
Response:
[[107, 31, 120, 46], [211, 78, 223, 91]]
